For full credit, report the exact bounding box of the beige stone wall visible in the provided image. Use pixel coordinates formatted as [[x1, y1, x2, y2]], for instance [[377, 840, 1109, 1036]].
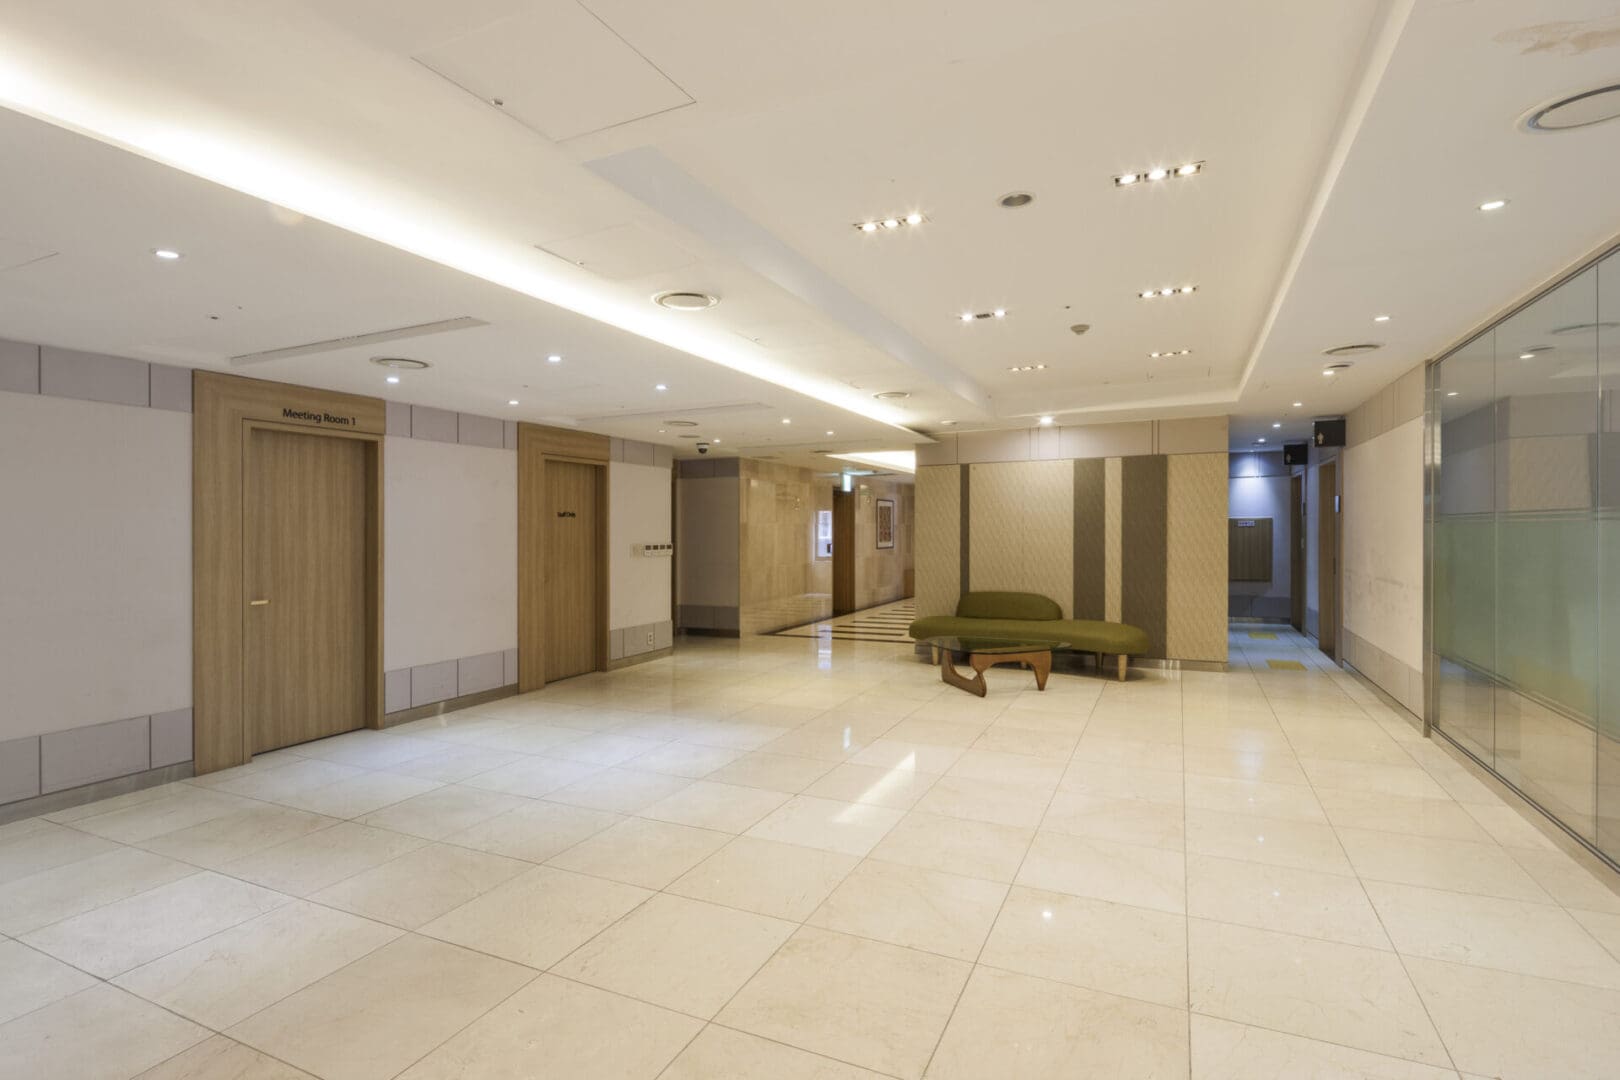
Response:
[[852, 475, 913, 611], [738, 460, 831, 634]]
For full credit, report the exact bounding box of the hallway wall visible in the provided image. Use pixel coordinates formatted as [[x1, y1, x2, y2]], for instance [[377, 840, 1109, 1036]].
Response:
[[0, 341, 670, 810], [1228, 451, 1292, 620]]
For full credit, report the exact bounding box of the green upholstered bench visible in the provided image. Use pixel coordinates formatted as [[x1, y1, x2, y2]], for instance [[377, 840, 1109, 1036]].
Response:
[[909, 591, 1151, 681]]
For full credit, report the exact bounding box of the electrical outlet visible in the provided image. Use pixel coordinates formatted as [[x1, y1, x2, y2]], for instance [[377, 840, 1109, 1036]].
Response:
[[645, 632, 654, 646]]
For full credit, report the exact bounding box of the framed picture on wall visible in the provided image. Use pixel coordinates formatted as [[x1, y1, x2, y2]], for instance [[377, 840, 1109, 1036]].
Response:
[[876, 497, 895, 549]]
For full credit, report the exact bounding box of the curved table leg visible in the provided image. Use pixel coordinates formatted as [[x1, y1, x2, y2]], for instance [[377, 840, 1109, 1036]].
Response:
[[939, 650, 987, 697]]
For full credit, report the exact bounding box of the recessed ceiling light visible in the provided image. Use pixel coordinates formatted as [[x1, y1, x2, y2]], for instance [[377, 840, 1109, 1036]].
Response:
[[1323, 369, 1336, 377], [940, 419, 957, 425], [1293, 402, 1303, 407], [1038, 415, 1054, 426], [999, 192, 1035, 208], [547, 354, 562, 363], [960, 310, 1006, 322], [1519, 352, 1535, 360], [781, 418, 791, 424], [1478, 199, 1508, 212], [859, 221, 878, 232], [1272, 422, 1281, 428], [655, 383, 667, 391], [961, 312, 975, 322], [1446, 391, 1458, 397], [1140, 286, 1195, 299], [507, 399, 519, 406], [657, 428, 666, 433], [1374, 314, 1390, 322], [1257, 437, 1267, 443], [1115, 162, 1202, 186], [905, 212, 923, 225], [882, 218, 900, 229], [1149, 349, 1192, 358], [825, 430, 834, 436], [385, 375, 400, 384], [993, 309, 1006, 318], [653, 291, 719, 310], [152, 248, 182, 260], [712, 438, 721, 444]]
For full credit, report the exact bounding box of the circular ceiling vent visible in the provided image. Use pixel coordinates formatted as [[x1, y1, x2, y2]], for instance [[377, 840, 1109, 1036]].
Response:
[[370, 356, 431, 370], [872, 391, 911, 401], [1549, 321, 1620, 336], [1524, 84, 1620, 132], [654, 291, 718, 311], [677, 434, 704, 439], [1325, 361, 1355, 372], [999, 192, 1035, 208], [1323, 343, 1382, 357], [663, 419, 699, 427]]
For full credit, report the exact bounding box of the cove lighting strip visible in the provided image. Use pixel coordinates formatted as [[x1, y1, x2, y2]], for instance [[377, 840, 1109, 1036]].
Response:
[[0, 54, 914, 432]]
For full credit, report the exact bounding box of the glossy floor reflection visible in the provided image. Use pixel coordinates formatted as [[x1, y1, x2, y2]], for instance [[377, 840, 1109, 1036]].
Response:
[[4, 625, 1620, 1078]]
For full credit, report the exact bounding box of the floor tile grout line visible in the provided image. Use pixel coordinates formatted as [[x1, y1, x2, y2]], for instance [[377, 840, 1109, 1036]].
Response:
[[1253, 663, 1463, 1075]]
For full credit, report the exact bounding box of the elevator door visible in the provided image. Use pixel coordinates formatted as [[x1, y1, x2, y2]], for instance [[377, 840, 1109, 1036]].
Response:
[[244, 427, 369, 753], [545, 460, 600, 681]]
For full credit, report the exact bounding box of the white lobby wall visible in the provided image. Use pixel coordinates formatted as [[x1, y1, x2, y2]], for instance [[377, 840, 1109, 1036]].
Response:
[[382, 435, 517, 672], [1342, 417, 1424, 670], [609, 461, 672, 631], [1228, 452, 1292, 618], [0, 392, 191, 739]]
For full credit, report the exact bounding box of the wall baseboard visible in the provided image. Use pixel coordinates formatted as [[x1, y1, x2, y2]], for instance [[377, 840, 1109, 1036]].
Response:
[[607, 646, 674, 670], [381, 683, 518, 728], [0, 761, 195, 826]]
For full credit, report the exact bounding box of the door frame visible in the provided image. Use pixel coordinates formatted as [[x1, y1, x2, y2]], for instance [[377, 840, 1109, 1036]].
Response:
[[1289, 472, 1305, 631], [831, 488, 855, 615], [193, 371, 385, 774], [1316, 458, 1340, 657], [517, 423, 610, 692]]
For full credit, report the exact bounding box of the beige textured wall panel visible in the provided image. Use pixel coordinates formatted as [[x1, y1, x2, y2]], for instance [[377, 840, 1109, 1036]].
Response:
[[1166, 452, 1229, 662], [916, 435, 958, 467], [1063, 423, 1153, 461], [854, 475, 912, 610], [958, 429, 1033, 464], [1156, 416, 1228, 455], [1104, 457, 1122, 621], [968, 460, 1074, 616], [738, 460, 829, 634], [914, 465, 960, 617]]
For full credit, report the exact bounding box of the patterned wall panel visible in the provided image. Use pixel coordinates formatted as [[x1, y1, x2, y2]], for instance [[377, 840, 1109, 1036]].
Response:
[[1167, 452, 1230, 662], [1105, 457, 1123, 621], [914, 465, 961, 617], [968, 460, 1074, 616]]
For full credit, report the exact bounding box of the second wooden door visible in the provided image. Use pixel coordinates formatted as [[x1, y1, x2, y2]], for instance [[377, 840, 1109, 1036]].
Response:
[[545, 460, 600, 681]]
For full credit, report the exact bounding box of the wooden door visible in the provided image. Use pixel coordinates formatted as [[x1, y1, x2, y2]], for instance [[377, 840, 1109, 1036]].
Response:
[[244, 427, 369, 753], [1289, 473, 1305, 630], [1317, 460, 1338, 656], [832, 489, 855, 615], [545, 460, 599, 681]]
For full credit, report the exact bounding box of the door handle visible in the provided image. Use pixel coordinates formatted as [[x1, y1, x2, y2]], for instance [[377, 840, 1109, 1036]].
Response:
[[249, 599, 270, 606]]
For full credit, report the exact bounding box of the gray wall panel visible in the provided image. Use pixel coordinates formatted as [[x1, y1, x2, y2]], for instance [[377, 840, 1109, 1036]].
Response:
[[503, 421, 518, 450], [410, 660, 458, 706], [40, 716, 150, 794], [457, 651, 505, 695], [0, 339, 41, 394], [410, 406, 457, 444], [384, 669, 411, 714], [149, 708, 193, 768], [148, 364, 193, 412], [384, 401, 411, 436], [0, 736, 41, 804], [457, 413, 504, 449], [502, 648, 518, 686], [40, 348, 149, 407], [610, 628, 625, 660]]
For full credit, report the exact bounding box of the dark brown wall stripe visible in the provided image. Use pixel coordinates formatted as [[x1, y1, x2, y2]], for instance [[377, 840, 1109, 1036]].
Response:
[[1121, 455, 1168, 657], [1072, 458, 1106, 619], [959, 466, 971, 599]]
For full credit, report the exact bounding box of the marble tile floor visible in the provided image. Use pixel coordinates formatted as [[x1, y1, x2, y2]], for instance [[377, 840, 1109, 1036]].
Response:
[[3, 624, 1620, 1079]]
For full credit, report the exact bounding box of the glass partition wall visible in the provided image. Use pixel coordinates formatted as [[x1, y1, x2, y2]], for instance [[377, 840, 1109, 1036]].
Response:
[[1429, 248, 1618, 863]]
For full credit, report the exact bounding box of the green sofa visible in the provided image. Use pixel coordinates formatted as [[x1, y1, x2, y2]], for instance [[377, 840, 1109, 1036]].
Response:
[[909, 591, 1152, 681]]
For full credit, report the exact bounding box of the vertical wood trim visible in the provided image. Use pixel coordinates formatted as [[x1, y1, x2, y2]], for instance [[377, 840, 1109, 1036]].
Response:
[[959, 467, 971, 597], [1104, 457, 1123, 621], [192, 371, 384, 775]]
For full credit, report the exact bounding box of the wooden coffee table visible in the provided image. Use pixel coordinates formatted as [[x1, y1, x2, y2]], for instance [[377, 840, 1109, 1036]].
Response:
[[923, 636, 1069, 698]]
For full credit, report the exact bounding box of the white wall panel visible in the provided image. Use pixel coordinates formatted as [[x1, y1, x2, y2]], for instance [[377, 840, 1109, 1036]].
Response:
[[610, 461, 672, 629], [383, 435, 516, 671], [1343, 418, 1423, 669], [0, 393, 190, 739]]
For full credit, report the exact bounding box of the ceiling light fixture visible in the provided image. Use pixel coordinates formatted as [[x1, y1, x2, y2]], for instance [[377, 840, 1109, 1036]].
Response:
[[1519, 352, 1535, 360], [653, 291, 719, 310], [1478, 199, 1508, 212], [655, 383, 667, 390], [940, 419, 957, 425], [1038, 415, 1054, 426], [960, 312, 975, 322], [1447, 391, 1458, 397], [152, 248, 182, 260], [825, 430, 834, 436], [993, 309, 1006, 319], [1374, 315, 1390, 322], [855, 211, 927, 233], [781, 418, 791, 424], [1115, 161, 1202, 186], [547, 354, 562, 363], [385, 375, 400, 384], [1257, 437, 1267, 443], [507, 399, 519, 406], [1149, 349, 1192, 358], [999, 192, 1035, 208], [960, 310, 1007, 321], [1140, 285, 1195, 300], [1272, 422, 1281, 428]]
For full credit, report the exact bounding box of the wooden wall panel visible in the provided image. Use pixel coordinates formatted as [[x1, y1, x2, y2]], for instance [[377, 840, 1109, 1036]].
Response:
[[914, 465, 960, 617], [193, 371, 384, 774], [1167, 452, 1230, 662], [1229, 518, 1274, 582]]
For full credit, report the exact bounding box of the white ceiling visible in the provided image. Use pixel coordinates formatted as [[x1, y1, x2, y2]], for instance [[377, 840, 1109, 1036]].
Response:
[[0, 0, 1617, 455]]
